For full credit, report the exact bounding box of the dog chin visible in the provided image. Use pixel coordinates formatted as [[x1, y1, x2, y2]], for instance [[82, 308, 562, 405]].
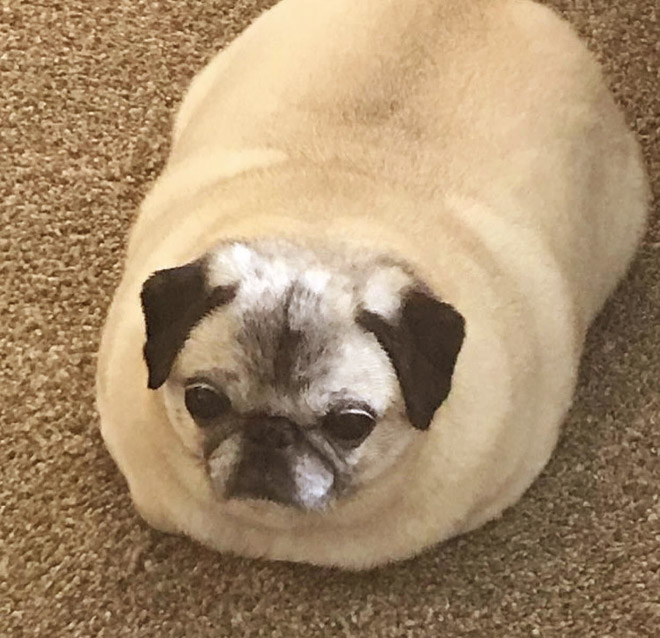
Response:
[[220, 492, 336, 532]]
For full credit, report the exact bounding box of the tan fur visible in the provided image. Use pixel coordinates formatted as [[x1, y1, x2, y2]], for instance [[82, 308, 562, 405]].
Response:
[[96, 0, 649, 568]]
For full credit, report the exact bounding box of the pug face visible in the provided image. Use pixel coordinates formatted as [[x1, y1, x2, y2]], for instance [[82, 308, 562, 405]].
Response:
[[140, 239, 465, 512]]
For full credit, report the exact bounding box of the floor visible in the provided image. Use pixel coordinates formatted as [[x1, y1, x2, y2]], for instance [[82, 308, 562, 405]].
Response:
[[2, 1, 658, 636]]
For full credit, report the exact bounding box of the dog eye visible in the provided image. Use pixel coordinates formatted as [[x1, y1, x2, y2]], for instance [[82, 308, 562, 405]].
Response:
[[184, 383, 231, 422], [322, 408, 375, 447]]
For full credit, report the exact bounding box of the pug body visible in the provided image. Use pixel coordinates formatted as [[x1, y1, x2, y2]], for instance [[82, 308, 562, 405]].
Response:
[[97, 0, 648, 568]]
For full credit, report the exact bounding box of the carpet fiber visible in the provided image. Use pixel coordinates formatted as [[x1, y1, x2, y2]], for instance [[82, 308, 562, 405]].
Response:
[[2, 1, 658, 636]]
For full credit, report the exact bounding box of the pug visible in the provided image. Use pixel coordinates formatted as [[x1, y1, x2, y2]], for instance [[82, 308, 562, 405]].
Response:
[[96, 0, 649, 569]]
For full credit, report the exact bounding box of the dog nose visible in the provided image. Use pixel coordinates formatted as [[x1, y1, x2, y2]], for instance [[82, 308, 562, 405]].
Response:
[[244, 416, 296, 449]]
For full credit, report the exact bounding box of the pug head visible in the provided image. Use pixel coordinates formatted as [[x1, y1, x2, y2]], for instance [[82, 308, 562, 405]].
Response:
[[140, 239, 465, 512]]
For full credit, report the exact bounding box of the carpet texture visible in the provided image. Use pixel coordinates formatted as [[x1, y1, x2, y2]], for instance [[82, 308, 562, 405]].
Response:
[[2, 1, 658, 636]]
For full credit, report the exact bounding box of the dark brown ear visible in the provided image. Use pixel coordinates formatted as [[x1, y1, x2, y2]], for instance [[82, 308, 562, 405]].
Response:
[[140, 262, 236, 389], [357, 289, 465, 430]]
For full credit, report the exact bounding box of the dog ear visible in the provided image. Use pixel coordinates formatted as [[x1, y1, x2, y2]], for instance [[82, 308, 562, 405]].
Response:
[[357, 289, 465, 430], [140, 262, 236, 389]]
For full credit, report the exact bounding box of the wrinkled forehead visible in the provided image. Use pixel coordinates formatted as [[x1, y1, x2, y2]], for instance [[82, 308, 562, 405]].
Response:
[[207, 241, 356, 377], [235, 279, 342, 392]]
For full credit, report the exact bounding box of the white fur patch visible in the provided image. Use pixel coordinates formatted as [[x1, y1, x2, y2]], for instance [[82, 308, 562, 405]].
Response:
[[302, 268, 332, 295], [362, 266, 411, 319], [207, 244, 298, 303], [229, 243, 255, 269], [206, 242, 256, 286], [293, 453, 334, 509]]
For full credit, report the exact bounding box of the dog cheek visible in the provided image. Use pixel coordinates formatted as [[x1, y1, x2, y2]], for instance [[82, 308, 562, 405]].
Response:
[[163, 391, 208, 457], [207, 435, 242, 495]]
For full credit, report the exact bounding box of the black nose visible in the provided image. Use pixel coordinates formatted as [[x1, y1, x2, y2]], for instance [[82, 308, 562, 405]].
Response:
[[244, 416, 296, 449]]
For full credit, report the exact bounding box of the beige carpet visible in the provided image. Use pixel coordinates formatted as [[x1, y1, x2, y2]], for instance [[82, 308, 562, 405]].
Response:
[[2, 1, 658, 636]]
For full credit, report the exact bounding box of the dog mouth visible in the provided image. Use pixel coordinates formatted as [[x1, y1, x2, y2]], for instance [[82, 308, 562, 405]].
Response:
[[224, 445, 336, 511], [206, 432, 341, 512]]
